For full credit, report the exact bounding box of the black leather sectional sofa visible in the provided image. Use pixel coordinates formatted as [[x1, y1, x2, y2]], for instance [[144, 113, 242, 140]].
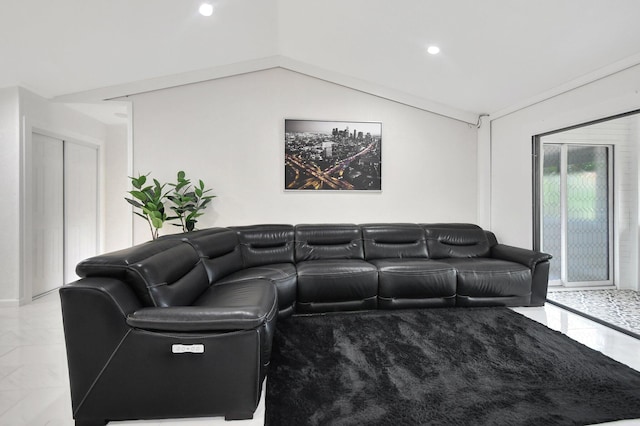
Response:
[[59, 223, 551, 425]]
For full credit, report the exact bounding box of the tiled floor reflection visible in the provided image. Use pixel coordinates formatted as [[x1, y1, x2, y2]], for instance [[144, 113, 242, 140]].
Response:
[[512, 304, 640, 373], [1, 293, 638, 425]]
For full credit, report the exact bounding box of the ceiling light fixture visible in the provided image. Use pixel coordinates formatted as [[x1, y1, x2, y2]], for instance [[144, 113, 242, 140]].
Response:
[[427, 45, 440, 55], [199, 2, 214, 16]]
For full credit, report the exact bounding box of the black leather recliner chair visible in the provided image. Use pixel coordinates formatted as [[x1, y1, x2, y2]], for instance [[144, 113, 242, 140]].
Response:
[[60, 235, 278, 425]]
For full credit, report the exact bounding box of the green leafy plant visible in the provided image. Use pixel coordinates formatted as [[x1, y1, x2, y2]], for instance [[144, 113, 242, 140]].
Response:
[[125, 173, 170, 240], [125, 171, 216, 239], [167, 171, 216, 232]]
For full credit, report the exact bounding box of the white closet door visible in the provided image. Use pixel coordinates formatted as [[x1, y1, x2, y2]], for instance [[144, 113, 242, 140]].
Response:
[[32, 133, 64, 296], [64, 142, 99, 284]]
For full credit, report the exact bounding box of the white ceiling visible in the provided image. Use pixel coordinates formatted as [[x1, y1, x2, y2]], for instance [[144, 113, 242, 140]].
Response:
[[3, 0, 640, 124]]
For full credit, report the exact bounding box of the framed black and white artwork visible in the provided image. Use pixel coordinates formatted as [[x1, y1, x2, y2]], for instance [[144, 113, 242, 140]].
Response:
[[284, 119, 382, 191]]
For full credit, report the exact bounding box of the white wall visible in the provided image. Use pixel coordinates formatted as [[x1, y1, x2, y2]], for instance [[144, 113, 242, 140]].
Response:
[[129, 68, 478, 242], [104, 123, 132, 252], [0, 87, 20, 303], [489, 64, 640, 290]]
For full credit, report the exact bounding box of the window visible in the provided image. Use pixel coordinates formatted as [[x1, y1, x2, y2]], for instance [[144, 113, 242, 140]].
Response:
[[539, 143, 612, 286]]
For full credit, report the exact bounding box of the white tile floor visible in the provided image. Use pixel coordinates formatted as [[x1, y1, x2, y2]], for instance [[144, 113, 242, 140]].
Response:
[[1, 293, 639, 426], [547, 289, 640, 336]]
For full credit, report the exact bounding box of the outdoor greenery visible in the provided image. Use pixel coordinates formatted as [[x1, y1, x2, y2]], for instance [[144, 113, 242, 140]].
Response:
[[125, 171, 215, 239]]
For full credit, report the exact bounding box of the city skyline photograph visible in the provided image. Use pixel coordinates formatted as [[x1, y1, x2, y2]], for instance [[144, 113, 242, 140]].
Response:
[[285, 119, 382, 191], [285, 119, 382, 136]]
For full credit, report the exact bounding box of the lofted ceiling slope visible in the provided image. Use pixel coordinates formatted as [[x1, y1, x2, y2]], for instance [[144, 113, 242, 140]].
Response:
[[2, 0, 640, 123]]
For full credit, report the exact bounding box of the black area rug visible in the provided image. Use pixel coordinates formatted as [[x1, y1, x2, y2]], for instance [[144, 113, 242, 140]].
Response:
[[265, 308, 640, 426]]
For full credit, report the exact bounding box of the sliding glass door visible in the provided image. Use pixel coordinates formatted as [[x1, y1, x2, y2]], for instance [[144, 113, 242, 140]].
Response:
[[540, 143, 613, 287]]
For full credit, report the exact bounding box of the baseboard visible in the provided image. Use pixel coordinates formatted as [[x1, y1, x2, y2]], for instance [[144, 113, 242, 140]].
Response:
[[33, 287, 59, 300], [0, 288, 60, 307], [548, 285, 617, 292]]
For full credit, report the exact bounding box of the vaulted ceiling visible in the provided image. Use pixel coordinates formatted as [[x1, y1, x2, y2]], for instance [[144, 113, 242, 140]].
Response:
[[3, 0, 640, 123]]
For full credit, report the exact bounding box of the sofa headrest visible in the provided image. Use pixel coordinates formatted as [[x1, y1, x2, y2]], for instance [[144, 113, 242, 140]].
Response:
[[423, 224, 490, 259], [180, 228, 244, 284], [76, 239, 208, 307], [361, 223, 428, 260], [295, 224, 364, 261], [232, 224, 295, 267]]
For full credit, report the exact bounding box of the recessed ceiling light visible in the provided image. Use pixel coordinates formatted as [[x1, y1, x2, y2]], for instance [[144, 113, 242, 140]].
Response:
[[199, 2, 214, 16], [427, 45, 440, 55]]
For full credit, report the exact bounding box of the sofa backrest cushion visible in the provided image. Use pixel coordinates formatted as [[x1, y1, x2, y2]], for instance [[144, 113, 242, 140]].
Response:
[[232, 224, 295, 268], [180, 228, 244, 284], [76, 239, 208, 307], [295, 224, 364, 261], [423, 224, 491, 259], [484, 230, 499, 247], [362, 223, 428, 260]]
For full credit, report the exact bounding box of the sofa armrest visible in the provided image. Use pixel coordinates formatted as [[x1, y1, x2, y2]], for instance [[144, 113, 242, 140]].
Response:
[[61, 278, 271, 423], [127, 306, 273, 332], [491, 244, 552, 270], [60, 277, 142, 318], [60, 277, 143, 419]]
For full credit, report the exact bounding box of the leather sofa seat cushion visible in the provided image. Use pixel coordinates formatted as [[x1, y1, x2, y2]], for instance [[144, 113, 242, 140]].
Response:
[[296, 259, 378, 313], [369, 259, 456, 308], [196, 279, 277, 309], [215, 264, 297, 317], [440, 258, 532, 298]]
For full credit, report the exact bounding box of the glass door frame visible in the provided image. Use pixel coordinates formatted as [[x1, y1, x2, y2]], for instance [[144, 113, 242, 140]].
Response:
[[533, 139, 615, 288]]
